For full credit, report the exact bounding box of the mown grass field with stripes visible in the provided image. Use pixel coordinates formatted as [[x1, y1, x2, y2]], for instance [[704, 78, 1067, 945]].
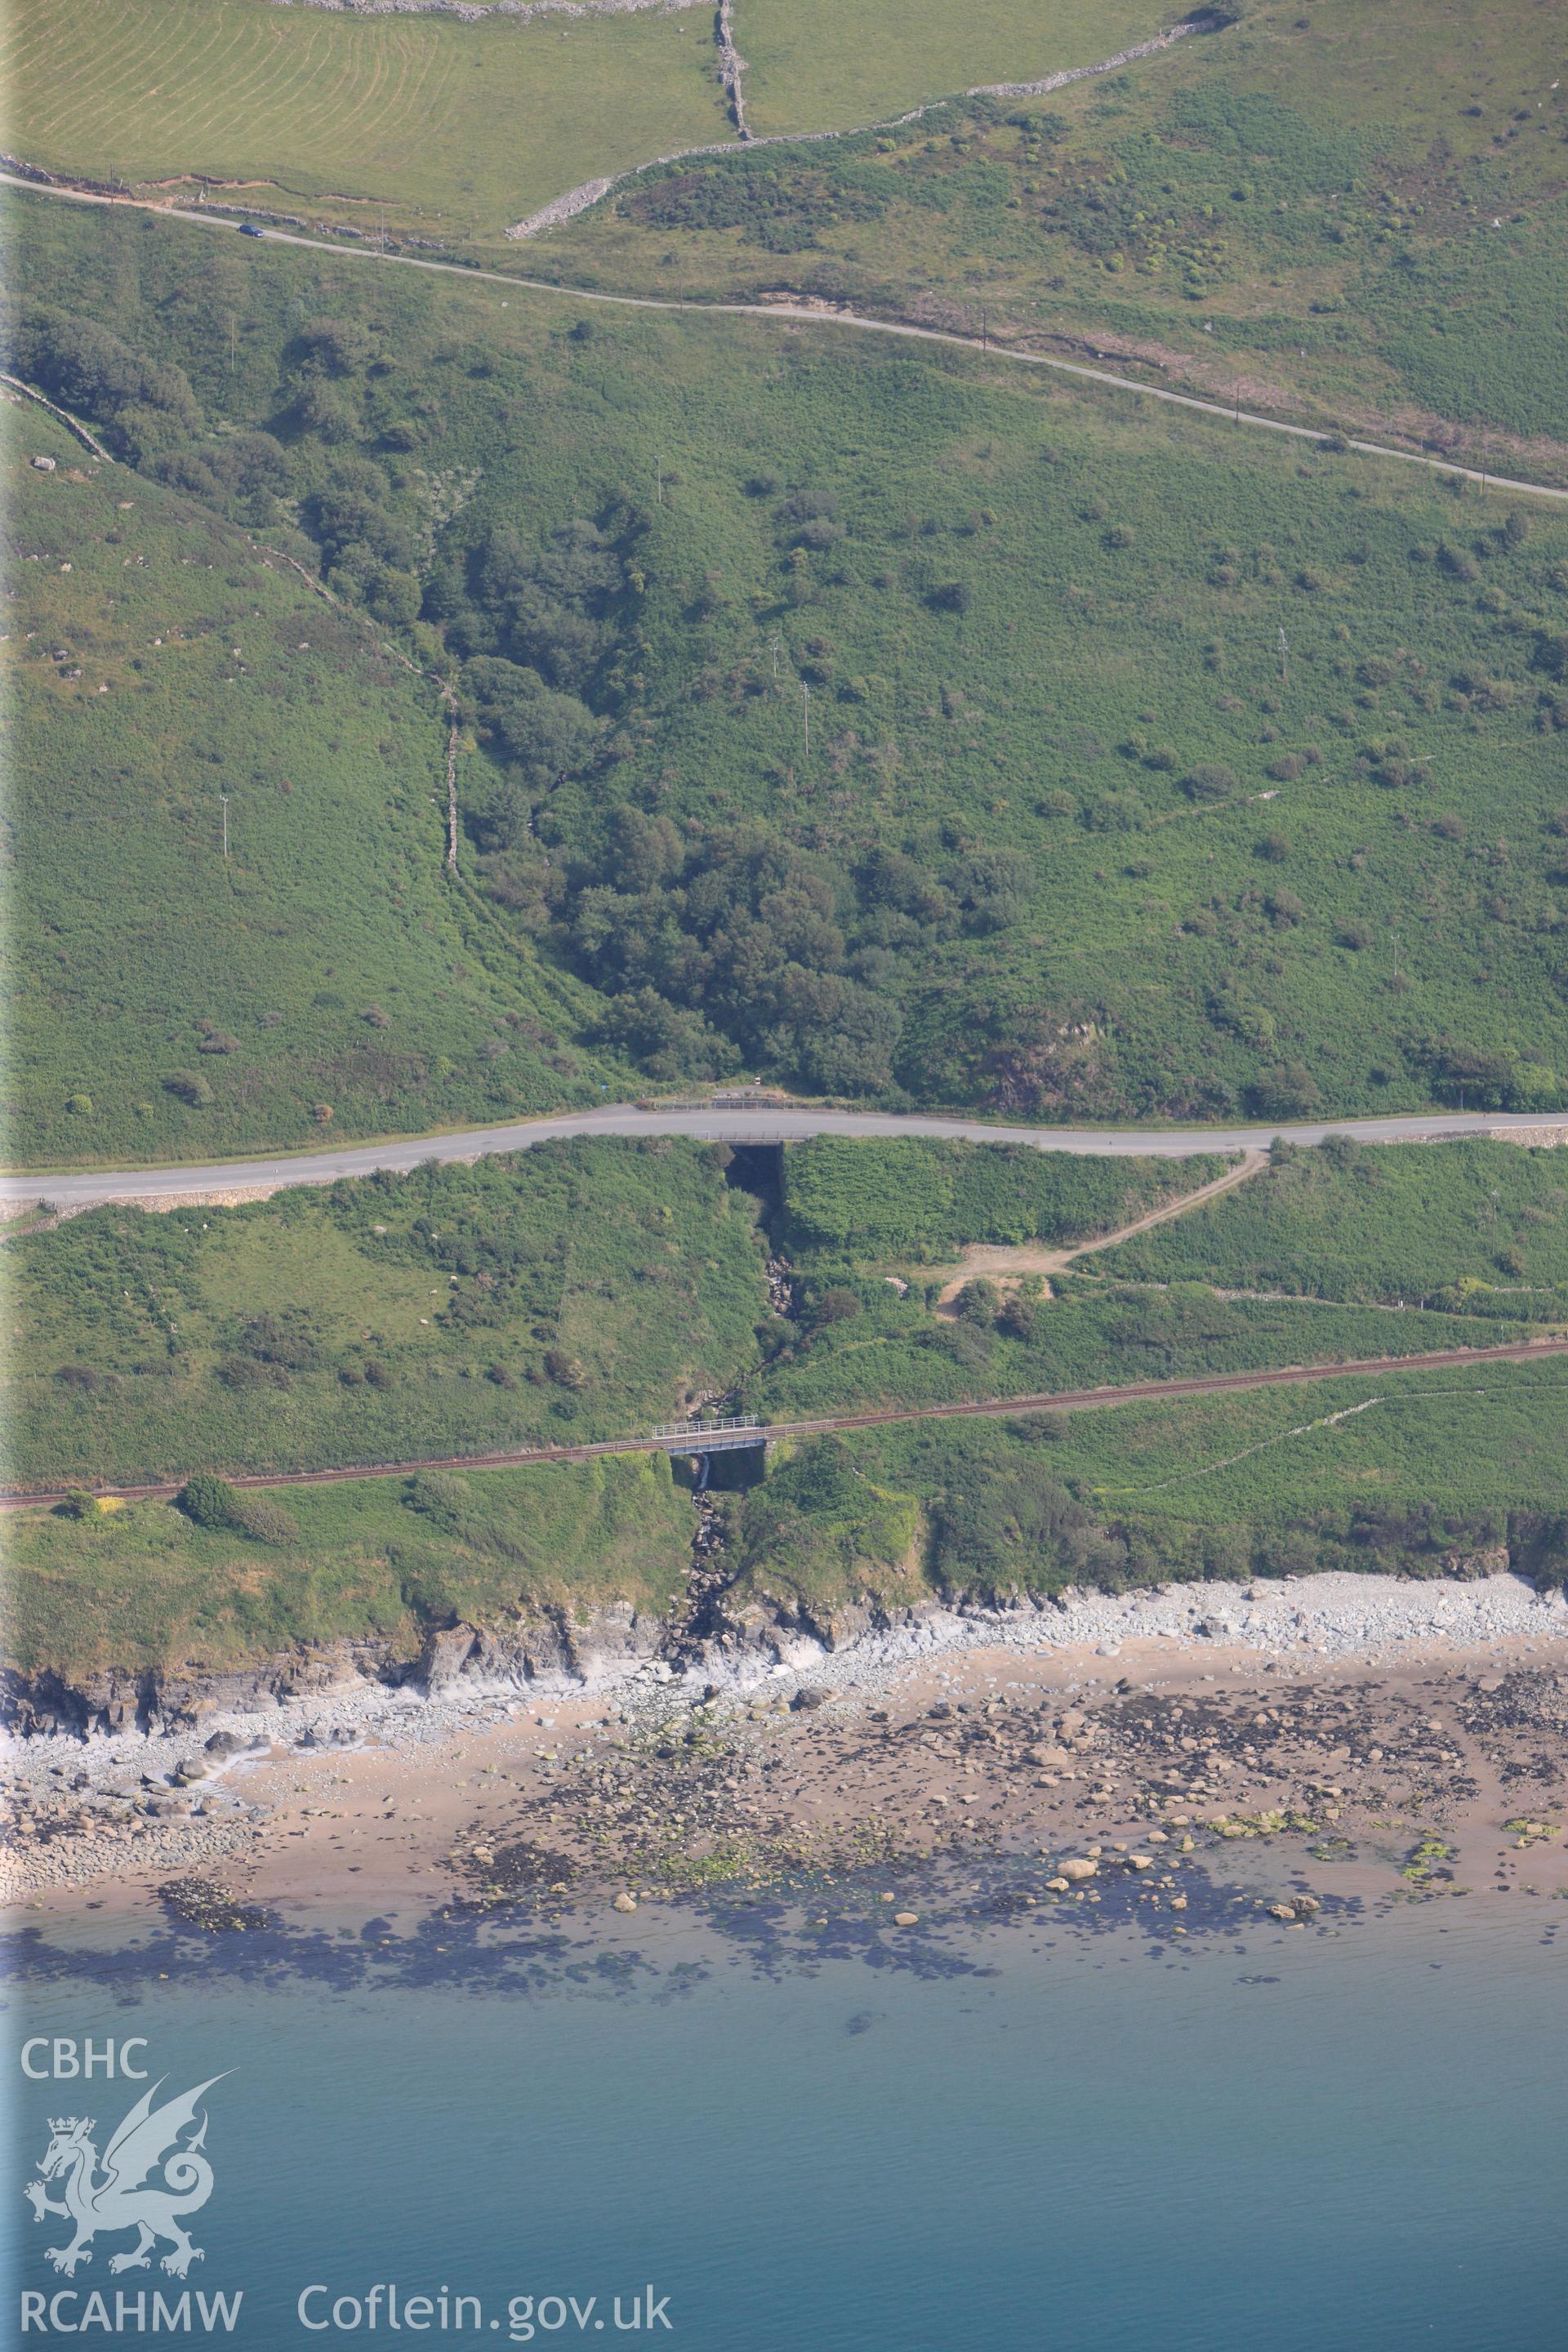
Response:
[[0, 0, 729, 238]]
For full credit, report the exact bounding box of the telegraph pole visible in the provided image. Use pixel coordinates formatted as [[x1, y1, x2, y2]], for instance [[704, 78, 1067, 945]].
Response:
[[220, 792, 230, 861], [1278, 626, 1289, 688], [802, 679, 810, 756]]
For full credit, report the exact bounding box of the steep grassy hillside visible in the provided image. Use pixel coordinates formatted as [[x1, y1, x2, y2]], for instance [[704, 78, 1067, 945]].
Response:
[[13, 194, 1568, 1146], [11, 1349, 1566, 1683], [734, 1357, 1568, 1611], [3, 1140, 767, 1488], [3, 408, 621, 1164], [546, 0, 1568, 461], [2, 1452, 692, 1680], [1099, 1134, 1568, 1301]]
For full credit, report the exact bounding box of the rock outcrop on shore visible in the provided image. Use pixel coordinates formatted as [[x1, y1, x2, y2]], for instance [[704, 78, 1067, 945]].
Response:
[[6, 1570, 1566, 1741]]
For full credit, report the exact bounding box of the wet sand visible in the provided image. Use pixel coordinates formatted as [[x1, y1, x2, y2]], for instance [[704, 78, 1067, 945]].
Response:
[[9, 1628, 1566, 1937]]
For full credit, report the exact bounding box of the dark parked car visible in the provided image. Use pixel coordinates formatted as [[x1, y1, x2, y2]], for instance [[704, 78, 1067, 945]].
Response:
[[238, 222, 265, 238]]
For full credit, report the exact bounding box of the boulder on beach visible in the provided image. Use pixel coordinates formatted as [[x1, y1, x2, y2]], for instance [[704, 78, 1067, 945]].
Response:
[[1058, 1857, 1098, 1881]]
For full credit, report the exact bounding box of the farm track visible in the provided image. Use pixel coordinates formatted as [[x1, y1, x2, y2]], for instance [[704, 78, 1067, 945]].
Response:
[[5, 169, 1568, 506], [933, 1148, 1267, 1307], [4, 1335, 1566, 1512]]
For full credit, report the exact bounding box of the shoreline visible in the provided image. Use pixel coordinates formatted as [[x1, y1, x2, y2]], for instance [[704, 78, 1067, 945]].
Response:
[[5, 1573, 1566, 1922]]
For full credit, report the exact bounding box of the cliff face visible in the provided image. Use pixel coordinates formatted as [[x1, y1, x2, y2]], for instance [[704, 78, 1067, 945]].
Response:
[[0, 1594, 678, 1738], [0, 1579, 955, 1737]]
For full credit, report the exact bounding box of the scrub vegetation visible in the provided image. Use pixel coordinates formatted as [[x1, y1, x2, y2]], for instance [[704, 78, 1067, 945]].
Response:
[[2, 1452, 693, 1681], [1099, 1134, 1568, 1303], [12, 194, 1568, 1160], [3, 1141, 767, 1488], [732, 1356, 1568, 1615], [8, 1133, 1563, 1501], [11, 1359, 1566, 1681], [550, 0, 1568, 457]]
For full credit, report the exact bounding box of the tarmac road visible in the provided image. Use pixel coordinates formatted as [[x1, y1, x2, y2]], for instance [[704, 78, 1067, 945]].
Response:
[[6, 1102, 1567, 1211]]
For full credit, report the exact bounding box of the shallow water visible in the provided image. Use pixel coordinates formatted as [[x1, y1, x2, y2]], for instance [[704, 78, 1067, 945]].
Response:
[[5, 1893, 1563, 2350]]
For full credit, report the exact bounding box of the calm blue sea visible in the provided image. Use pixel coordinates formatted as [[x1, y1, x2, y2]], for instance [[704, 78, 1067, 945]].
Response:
[[3, 1894, 1563, 2351]]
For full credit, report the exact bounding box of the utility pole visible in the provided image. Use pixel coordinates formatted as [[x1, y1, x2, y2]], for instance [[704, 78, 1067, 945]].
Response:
[[220, 792, 229, 861], [802, 679, 810, 757], [1277, 625, 1289, 687]]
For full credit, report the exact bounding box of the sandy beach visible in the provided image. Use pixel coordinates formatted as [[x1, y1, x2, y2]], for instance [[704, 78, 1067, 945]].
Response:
[[6, 1573, 1566, 1931]]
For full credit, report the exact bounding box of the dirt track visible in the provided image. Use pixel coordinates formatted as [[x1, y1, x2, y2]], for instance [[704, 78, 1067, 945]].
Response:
[[6, 1333, 1566, 1512], [934, 1149, 1267, 1307]]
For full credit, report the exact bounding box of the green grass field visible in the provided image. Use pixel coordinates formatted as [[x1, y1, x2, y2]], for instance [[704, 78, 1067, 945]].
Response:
[[723, 1353, 1568, 1617], [11, 1349, 1565, 1683], [8, 1128, 1566, 1678], [1, 1451, 692, 1679], [1100, 1134, 1568, 1303], [547, 0, 1568, 459], [0, 0, 730, 239], [3, 1140, 766, 1488], [734, 0, 1171, 139], [9, 1126, 1561, 1497], [776, 1135, 1226, 1263], [748, 1278, 1525, 1428], [12, 191, 1568, 1153], [736, 1356, 1568, 1612], [0, 0, 1178, 246], [3, 409, 624, 1165]]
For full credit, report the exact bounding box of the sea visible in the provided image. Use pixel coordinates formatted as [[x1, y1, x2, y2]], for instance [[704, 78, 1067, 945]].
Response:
[[3, 1878, 1563, 2351]]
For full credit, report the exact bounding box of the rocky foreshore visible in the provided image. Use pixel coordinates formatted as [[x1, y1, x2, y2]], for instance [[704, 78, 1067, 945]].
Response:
[[7, 1567, 1565, 1742], [3, 1571, 1566, 1907]]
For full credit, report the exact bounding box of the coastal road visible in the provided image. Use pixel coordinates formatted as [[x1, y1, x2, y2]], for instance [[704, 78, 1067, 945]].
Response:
[[4, 1334, 1565, 1509], [4, 171, 1568, 507], [6, 1103, 1568, 1214]]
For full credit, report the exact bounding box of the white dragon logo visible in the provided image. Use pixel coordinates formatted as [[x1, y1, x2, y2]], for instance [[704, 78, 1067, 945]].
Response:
[[24, 2076, 227, 2278]]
